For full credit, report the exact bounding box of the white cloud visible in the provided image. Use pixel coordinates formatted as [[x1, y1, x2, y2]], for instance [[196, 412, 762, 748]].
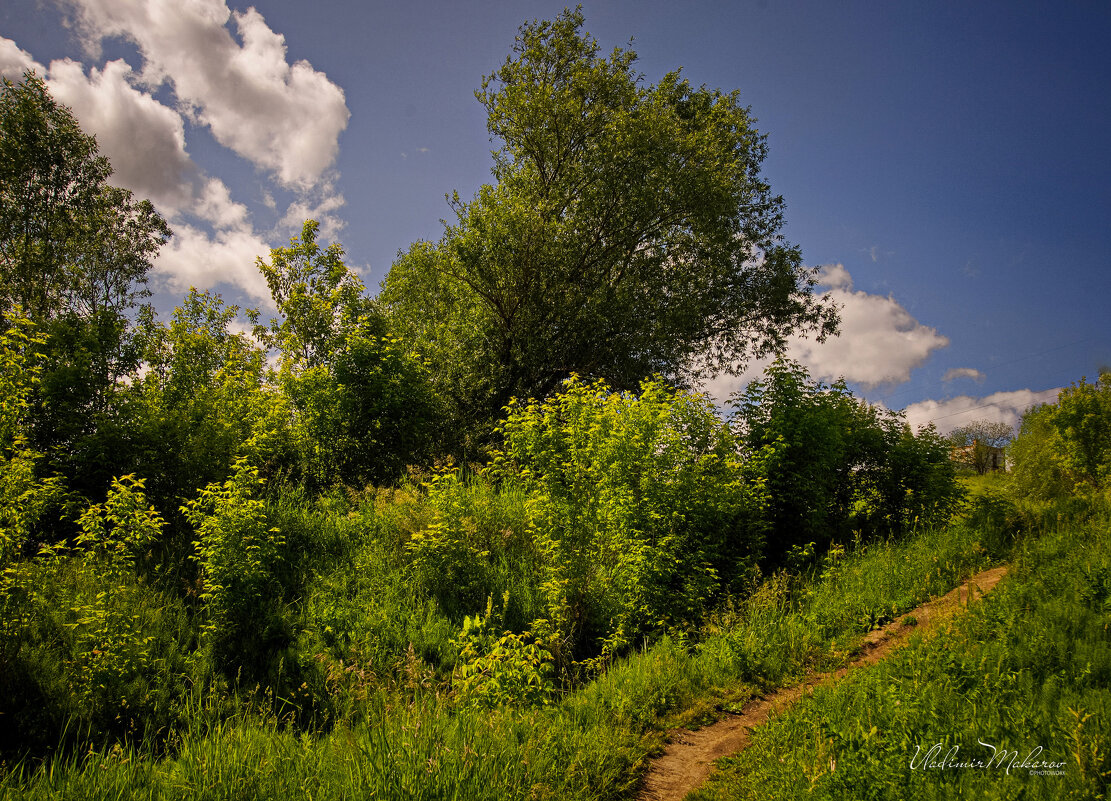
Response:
[[816, 262, 853, 291], [64, 0, 350, 189], [154, 221, 271, 304], [703, 264, 949, 403], [0, 36, 44, 78], [278, 185, 347, 242], [194, 177, 250, 230], [791, 283, 948, 386], [41, 56, 266, 300], [44, 57, 250, 230], [45, 58, 197, 214], [5, 5, 352, 304], [943, 367, 985, 382], [901, 388, 1062, 435]]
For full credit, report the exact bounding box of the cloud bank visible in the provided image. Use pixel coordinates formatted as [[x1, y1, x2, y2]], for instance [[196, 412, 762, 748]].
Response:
[[902, 388, 1062, 435], [0, 36, 41, 76], [62, 0, 349, 188]]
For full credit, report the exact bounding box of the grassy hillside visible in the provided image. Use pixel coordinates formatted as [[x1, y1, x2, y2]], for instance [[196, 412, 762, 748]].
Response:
[[693, 502, 1111, 801], [0, 504, 1008, 800]]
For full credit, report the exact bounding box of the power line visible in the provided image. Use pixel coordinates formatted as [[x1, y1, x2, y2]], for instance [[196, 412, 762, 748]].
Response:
[[873, 335, 1097, 407], [926, 395, 1058, 424]]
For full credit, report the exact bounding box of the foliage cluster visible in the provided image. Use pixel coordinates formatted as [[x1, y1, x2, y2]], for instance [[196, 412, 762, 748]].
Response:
[[732, 358, 963, 564], [1, 15, 1101, 801], [182, 461, 289, 677], [1, 501, 1006, 800], [382, 9, 837, 444], [451, 596, 555, 710], [255, 221, 439, 489], [0, 314, 65, 562], [1010, 373, 1111, 501], [0, 478, 193, 757], [495, 376, 768, 668]]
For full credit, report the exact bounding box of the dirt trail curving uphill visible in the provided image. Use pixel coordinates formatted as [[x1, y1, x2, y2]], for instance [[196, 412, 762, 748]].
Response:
[[637, 565, 1009, 801]]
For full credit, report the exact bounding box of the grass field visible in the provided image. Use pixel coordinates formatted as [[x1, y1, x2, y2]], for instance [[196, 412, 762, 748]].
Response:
[[692, 504, 1111, 801], [0, 505, 1011, 800]]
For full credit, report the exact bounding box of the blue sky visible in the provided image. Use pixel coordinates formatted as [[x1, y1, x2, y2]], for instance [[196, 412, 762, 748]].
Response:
[[2, 0, 1108, 431]]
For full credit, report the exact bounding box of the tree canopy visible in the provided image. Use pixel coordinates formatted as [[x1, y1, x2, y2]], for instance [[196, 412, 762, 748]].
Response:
[[254, 222, 440, 488], [1, 72, 172, 495], [381, 10, 837, 437], [0, 72, 170, 322]]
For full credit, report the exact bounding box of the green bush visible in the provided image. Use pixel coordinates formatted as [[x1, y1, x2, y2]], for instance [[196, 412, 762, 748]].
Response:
[[1009, 374, 1111, 502], [129, 290, 299, 517], [0, 554, 195, 758], [182, 460, 290, 678], [405, 470, 539, 623], [732, 359, 962, 564], [451, 596, 555, 709], [0, 313, 67, 562], [497, 376, 767, 670], [257, 221, 441, 490]]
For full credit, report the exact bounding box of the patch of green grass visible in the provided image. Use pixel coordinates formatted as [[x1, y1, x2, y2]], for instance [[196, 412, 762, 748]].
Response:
[[958, 471, 1010, 497], [692, 509, 1111, 801], [0, 513, 1007, 799]]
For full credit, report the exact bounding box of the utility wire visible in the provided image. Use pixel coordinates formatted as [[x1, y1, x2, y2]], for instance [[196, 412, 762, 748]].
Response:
[[873, 335, 1096, 407]]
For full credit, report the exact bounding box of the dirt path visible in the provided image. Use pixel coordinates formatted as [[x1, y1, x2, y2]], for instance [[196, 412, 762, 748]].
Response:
[[636, 565, 1009, 801]]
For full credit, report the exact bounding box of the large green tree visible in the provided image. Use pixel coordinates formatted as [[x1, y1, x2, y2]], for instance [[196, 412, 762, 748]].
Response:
[[0, 72, 170, 321], [382, 10, 837, 438], [255, 221, 439, 488], [0, 73, 171, 494]]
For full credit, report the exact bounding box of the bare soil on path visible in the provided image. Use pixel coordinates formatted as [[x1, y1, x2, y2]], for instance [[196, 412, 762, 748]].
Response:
[[636, 565, 1009, 801]]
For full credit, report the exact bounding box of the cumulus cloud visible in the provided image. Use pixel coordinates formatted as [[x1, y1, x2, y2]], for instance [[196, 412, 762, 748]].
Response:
[[278, 185, 348, 242], [901, 388, 1062, 435], [63, 0, 350, 188], [790, 280, 948, 387], [816, 262, 853, 291], [38, 56, 270, 300], [0, 36, 44, 78], [45, 58, 198, 214], [702, 263, 949, 403], [943, 367, 985, 382], [154, 221, 271, 303]]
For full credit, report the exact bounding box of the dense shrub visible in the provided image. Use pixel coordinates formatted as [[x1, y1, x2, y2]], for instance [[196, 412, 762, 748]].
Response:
[[182, 461, 290, 678], [130, 290, 299, 513], [0, 477, 193, 757], [496, 376, 767, 669], [1010, 374, 1111, 501], [404, 470, 538, 623], [732, 359, 962, 564], [0, 314, 67, 562], [1008, 404, 1073, 501]]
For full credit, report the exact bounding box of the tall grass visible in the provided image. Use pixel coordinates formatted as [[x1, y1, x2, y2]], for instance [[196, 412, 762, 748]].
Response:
[[692, 504, 1111, 801], [1, 512, 1006, 799]]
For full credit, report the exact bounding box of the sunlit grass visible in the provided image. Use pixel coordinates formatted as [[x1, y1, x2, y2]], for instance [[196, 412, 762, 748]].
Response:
[[692, 505, 1111, 801], [1, 511, 1008, 800]]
